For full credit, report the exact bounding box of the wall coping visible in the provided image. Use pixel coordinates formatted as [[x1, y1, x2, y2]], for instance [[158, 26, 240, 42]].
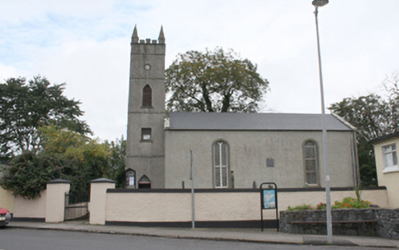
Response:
[[47, 179, 71, 184], [91, 178, 116, 184], [107, 186, 386, 193]]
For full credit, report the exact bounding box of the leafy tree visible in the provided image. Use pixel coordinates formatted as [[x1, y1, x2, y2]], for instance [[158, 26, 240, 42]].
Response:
[[0, 76, 91, 160], [329, 76, 399, 186], [39, 125, 111, 193], [329, 94, 396, 139], [105, 136, 127, 188], [38, 125, 88, 154], [0, 151, 66, 199], [165, 47, 269, 112], [1, 126, 113, 199]]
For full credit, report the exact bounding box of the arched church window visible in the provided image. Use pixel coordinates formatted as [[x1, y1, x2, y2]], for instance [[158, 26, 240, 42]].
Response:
[[138, 175, 151, 189], [142, 85, 152, 107], [214, 141, 229, 188], [303, 140, 319, 186], [125, 168, 136, 188]]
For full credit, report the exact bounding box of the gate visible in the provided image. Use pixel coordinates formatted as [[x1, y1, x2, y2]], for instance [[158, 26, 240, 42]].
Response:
[[64, 192, 89, 221]]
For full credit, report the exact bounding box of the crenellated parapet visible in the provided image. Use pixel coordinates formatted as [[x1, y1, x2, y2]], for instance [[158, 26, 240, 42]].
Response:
[[131, 25, 165, 45]]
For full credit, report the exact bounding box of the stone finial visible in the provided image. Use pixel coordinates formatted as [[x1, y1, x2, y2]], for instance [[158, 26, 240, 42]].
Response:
[[132, 25, 139, 44], [158, 26, 165, 44]]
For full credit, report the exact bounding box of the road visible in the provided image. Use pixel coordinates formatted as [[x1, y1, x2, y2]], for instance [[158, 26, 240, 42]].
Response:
[[0, 228, 382, 250]]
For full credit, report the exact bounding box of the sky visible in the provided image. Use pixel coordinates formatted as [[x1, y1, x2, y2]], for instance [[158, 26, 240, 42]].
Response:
[[1, 0, 399, 142]]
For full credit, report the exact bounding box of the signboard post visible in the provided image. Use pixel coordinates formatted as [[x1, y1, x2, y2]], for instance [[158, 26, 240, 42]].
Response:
[[190, 149, 195, 229], [260, 182, 278, 231]]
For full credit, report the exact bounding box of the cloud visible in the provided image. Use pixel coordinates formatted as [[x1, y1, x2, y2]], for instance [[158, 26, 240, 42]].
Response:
[[1, 0, 399, 141]]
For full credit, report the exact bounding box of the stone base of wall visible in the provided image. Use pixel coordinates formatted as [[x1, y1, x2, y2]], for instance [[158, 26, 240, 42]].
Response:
[[106, 219, 277, 229], [280, 208, 399, 239], [284, 221, 377, 236], [376, 209, 399, 239]]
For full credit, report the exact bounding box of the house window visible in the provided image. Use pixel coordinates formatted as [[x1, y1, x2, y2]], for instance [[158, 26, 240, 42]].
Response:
[[214, 141, 228, 188], [383, 144, 398, 173], [303, 140, 318, 185], [141, 128, 151, 141], [142, 85, 152, 107]]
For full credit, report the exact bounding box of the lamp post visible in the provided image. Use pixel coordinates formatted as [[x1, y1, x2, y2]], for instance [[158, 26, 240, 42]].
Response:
[[312, 0, 333, 244]]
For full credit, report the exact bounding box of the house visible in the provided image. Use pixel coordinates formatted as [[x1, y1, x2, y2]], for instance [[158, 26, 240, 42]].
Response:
[[370, 132, 399, 208], [126, 26, 359, 189]]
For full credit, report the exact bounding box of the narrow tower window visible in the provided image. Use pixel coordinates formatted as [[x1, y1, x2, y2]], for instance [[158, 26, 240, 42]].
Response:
[[142, 85, 152, 107]]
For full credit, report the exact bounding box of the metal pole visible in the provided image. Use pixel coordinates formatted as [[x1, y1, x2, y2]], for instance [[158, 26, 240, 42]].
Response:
[[190, 149, 195, 229], [314, 5, 333, 243]]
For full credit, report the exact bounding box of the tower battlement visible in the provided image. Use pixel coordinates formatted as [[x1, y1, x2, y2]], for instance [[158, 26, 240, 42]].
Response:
[[131, 25, 165, 45]]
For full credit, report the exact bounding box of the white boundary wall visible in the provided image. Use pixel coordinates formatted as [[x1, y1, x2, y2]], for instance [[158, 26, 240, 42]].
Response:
[[11, 179, 71, 222], [0, 188, 15, 213], [103, 188, 388, 225], [13, 191, 47, 219]]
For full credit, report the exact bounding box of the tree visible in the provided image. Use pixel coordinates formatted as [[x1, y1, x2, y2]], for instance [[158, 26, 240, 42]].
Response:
[[1, 125, 128, 199], [39, 125, 111, 194], [1, 151, 67, 199], [383, 72, 399, 98], [0, 76, 91, 160], [329, 94, 396, 139], [105, 136, 127, 188], [165, 48, 269, 113], [329, 79, 399, 186]]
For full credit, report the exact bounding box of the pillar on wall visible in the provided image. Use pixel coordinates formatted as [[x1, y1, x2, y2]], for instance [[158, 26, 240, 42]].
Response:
[[89, 178, 115, 225], [45, 179, 71, 223]]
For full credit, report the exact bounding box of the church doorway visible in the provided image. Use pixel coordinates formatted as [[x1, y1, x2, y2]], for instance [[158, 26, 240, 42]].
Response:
[[138, 175, 151, 189]]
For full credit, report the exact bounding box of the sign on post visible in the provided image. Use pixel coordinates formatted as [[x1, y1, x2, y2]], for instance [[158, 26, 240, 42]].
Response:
[[260, 182, 278, 231]]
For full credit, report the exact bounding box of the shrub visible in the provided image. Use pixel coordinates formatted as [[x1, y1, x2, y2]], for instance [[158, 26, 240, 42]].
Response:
[[0, 151, 66, 199], [287, 204, 313, 211], [316, 202, 326, 210], [334, 197, 371, 209], [315, 197, 371, 210]]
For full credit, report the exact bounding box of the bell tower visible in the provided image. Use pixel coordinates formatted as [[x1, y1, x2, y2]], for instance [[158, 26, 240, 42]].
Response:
[[126, 26, 166, 189]]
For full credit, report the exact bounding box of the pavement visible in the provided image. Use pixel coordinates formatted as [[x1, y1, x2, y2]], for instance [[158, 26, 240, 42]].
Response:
[[6, 221, 399, 248]]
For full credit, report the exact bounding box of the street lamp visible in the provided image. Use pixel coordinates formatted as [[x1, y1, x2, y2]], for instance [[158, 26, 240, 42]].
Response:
[[312, 0, 333, 244]]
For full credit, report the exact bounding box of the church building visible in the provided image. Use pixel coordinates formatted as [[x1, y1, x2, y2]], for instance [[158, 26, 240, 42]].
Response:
[[126, 27, 359, 189]]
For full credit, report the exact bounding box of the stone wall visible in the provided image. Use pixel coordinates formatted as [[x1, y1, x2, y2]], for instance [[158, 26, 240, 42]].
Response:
[[376, 209, 399, 239], [280, 208, 399, 239]]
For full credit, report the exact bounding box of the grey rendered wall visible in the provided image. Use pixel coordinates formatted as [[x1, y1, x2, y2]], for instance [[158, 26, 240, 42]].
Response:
[[126, 30, 166, 189], [165, 130, 355, 189]]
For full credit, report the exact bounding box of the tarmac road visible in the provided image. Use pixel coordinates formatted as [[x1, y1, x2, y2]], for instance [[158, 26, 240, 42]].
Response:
[[0, 228, 384, 250]]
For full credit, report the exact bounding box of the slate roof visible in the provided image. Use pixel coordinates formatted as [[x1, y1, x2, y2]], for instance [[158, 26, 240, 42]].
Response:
[[368, 132, 399, 144], [167, 112, 353, 131]]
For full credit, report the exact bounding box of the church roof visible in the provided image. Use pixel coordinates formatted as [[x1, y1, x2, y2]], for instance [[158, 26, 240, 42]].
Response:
[[167, 112, 354, 131]]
